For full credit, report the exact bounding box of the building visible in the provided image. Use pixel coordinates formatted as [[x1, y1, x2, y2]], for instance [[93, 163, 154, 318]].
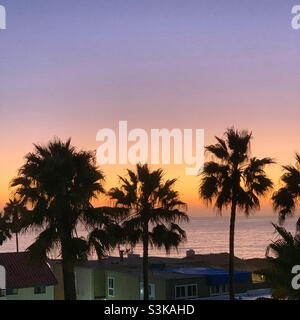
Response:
[[51, 259, 106, 300], [51, 253, 267, 300], [103, 265, 258, 300], [0, 265, 5, 300], [0, 252, 57, 300]]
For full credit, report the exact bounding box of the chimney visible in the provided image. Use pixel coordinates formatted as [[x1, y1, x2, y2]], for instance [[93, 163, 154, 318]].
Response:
[[119, 250, 124, 262], [127, 253, 141, 266], [186, 249, 195, 258]]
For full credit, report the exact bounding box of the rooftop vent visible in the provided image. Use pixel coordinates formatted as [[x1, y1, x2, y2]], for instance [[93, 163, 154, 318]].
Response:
[[186, 249, 195, 258]]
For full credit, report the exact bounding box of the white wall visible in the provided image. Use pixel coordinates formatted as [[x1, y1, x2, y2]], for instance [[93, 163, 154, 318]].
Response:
[[75, 267, 93, 300], [5, 286, 54, 300], [0, 265, 5, 290]]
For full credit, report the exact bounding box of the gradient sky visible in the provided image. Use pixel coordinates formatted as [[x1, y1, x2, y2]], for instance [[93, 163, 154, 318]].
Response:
[[0, 0, 299, 215]]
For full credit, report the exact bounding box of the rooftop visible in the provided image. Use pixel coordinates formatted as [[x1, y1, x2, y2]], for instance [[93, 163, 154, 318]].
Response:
[[0, 252, 58, 289], [164, 267, 251, 285], [50, 253, 256, 282]]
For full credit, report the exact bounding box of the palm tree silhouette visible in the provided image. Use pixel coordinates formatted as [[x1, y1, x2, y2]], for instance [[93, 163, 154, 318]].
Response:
[[0, 212, 12, 246], [3, 198, 25, 252], [108, 163, 189, 300], [272, 153, 300, 224], [199, 128, 273, 299], [263, 222, 300, 300], [10, 138, 121, 300]]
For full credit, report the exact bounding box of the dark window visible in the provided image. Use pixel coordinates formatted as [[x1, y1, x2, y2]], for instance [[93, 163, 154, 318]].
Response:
[[176, 284, 197, 299], [140, 283, 155, 300], [34, 286, 46, 294], [210, 285, 219, 296], [6, 288, 18, 295], [175, 286, 186, 298], [187, 285, 197, 297], [108, 277, 115, 297], [221, 284, 229, 294]]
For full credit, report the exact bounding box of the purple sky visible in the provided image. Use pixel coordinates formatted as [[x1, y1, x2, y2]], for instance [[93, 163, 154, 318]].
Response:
[[0, 0, 299, 215]]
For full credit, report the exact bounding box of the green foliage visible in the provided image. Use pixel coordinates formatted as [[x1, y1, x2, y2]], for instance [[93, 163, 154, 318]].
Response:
[[262, 222, 300, 300]]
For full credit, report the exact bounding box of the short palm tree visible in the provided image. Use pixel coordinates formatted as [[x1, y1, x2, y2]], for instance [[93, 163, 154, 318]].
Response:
[[199, 128, 273, 299], [11, 138, 121, 300], [3, 198, 25, 252], [108, 163, 189, 300], [0, 212, 12, 246], [263, 222, 300, 300], [272, 153, 300, 224]]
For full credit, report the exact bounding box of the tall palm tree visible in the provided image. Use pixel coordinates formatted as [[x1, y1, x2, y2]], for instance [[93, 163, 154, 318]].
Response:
[[199, 128, 273, 299], [3, 198, 25, 252], [272, 153, 300, 224], [10, 138, 121, 300], [263, 222, 300, 300], [108, 163, 189, 300]]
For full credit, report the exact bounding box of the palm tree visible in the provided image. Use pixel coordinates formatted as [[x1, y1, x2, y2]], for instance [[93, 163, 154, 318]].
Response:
[[199, 128, 273, 300], [108, 163, 189, 300], [10, 138, 122, 300], [3, 198, 25, 252], [272, 153, 300, 224], [263, 222, 300, 300], [0, 212, 12, 246]]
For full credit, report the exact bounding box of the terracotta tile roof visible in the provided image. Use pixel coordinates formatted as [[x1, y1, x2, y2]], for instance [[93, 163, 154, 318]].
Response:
[[0, 252, 57, 289]]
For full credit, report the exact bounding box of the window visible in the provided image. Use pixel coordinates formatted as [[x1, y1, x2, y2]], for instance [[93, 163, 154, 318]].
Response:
[[108, 277, 115, 297], [210, 285, 219, 296], [187, 284, 197, 297], [221, 284, 229, 294], [175, 284, 197, 299], [210, 284, 229, 296], [140, 283, 155, 300], [6, 288, 18, 295], [175, 286, 186, 299], [34, 286, 46, 294]]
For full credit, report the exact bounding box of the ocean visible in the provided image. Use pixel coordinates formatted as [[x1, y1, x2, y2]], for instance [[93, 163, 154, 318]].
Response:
[[1, 215, 299, 259]]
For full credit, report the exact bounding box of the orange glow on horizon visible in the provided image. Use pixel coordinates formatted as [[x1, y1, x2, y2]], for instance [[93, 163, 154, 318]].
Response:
[[0, 155, 288, 216]]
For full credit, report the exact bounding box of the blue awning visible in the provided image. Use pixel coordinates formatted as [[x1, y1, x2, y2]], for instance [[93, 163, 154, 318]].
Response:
[[164, 267, 251, 285]]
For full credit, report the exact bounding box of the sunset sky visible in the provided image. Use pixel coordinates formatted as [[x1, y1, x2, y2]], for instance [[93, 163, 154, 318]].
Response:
[[0, 1, 299, 215]]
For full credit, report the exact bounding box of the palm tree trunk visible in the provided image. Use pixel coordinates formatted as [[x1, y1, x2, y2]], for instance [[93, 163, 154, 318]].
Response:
[[61, 235, 77, 300], [15, 233, 19, 253], [143, 223, 149, 300], [62, 259, 76, 300], [229, 200, 237, 300]]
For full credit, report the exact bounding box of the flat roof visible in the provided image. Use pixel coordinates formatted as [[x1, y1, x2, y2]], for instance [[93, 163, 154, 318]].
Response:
[[50, 254, 253, 282], [164, 267, 251, 285]]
